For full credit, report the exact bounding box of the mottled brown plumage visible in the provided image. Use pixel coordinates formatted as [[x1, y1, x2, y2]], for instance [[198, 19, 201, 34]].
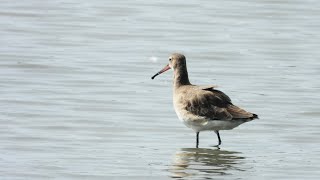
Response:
[[173, 85, 257, 122]]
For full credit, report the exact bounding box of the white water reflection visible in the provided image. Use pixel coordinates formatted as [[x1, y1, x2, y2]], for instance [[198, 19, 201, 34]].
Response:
[[169, 148, 246, 178]]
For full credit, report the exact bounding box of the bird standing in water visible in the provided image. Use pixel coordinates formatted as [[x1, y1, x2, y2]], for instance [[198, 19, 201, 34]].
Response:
[[152, 53, 258, 148]]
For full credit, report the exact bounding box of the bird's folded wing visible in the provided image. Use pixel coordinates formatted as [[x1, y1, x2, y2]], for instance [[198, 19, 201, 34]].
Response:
[[185, 88, 257, 121], [184, 89, 233, 121], [226, 105, 258, 120]]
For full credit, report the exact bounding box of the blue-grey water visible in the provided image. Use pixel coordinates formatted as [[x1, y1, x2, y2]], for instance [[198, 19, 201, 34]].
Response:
[[0, 0, 319, 179]]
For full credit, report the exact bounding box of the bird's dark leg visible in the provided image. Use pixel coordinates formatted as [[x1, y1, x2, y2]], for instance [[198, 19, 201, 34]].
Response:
[[196, 132, 199, 148], [214, 130, 222, 146]]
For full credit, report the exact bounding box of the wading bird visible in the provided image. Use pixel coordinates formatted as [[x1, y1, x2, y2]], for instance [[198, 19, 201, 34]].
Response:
[[151, 53, 258, 148]]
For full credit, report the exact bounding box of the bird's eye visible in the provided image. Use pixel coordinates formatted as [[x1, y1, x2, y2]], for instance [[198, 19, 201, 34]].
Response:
[[169, 58, 172, 61]]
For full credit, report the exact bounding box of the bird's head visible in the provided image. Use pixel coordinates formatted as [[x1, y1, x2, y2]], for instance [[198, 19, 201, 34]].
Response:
[[151, 53, 186, 79]]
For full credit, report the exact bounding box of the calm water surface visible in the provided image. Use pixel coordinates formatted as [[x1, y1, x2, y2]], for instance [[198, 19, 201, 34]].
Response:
[[0, 0, 320, 179]]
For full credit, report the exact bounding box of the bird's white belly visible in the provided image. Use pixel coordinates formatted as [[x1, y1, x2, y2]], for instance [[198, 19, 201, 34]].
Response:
[[186, 118, 244, 132], [174, 105, 244, 132]]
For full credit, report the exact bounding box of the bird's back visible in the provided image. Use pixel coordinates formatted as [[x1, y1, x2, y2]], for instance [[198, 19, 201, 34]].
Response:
[[174, 85, 258, 122]]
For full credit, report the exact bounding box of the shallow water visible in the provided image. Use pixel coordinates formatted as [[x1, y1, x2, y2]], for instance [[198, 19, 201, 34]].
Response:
[[0, 0, 320, 179]]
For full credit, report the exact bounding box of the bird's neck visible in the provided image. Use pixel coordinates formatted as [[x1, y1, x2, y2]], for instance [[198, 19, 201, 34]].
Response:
[[173, 65, 191, 88]]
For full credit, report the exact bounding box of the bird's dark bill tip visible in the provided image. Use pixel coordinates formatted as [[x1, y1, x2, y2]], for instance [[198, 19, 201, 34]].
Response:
[[151, 64, 171, 80], [151, 73, 159, 80]]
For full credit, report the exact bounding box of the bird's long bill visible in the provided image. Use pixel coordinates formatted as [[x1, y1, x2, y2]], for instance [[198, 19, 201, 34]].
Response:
[[151, 64, 171, 79]]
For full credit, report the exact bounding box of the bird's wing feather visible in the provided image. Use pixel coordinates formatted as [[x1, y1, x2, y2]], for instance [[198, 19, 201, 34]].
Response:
[[184, 87, 257, 121], [226, 104, 258, 120]]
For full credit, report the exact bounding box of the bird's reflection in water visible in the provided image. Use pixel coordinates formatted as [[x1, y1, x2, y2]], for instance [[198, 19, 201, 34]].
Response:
[[169, 148, 245, 179]]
